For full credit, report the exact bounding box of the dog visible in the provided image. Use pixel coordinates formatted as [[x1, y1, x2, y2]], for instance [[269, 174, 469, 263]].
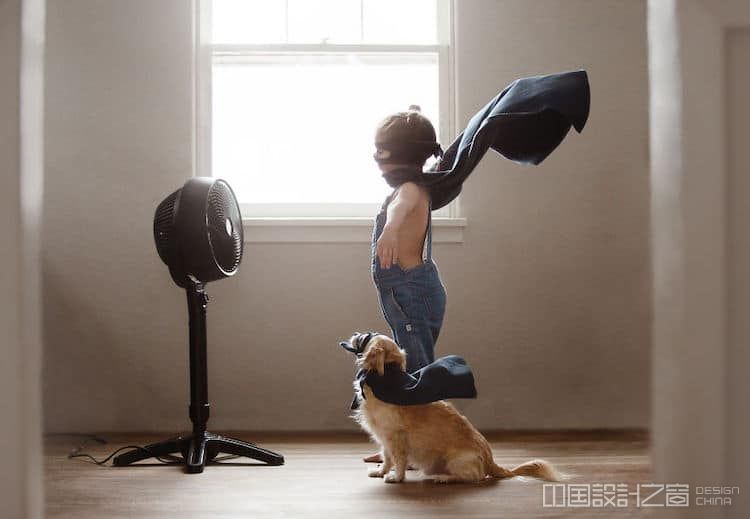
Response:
[[347, 333, 560, 484]]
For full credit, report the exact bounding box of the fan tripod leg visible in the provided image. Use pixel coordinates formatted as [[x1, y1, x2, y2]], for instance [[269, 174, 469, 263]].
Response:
[[186, 432, 209, 473], [205, 433, 285, 466], [188, 431, 284, 473], [112, 436, 190, 466]]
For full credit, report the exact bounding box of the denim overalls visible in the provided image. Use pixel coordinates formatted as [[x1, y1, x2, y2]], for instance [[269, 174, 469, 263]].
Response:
[[371, 192, 447, 373]]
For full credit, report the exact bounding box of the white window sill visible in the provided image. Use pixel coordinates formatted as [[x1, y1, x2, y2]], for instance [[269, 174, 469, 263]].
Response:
[[242, 217, 466, 243]]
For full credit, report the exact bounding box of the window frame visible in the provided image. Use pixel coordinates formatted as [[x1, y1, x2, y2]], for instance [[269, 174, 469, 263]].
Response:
[[195, 0, 464, 240]]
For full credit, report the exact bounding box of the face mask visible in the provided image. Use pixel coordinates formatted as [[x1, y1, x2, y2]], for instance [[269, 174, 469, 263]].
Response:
[[374, 141, 443, 167]]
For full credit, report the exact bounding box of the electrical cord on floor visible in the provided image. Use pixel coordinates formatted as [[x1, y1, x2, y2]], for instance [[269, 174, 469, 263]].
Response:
[[67, 435, 239, 466], [67, 435, 182, 465], [68, 445, 183, 465]]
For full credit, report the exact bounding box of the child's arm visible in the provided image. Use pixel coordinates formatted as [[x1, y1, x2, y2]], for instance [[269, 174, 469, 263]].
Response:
[[376, 183, 422, 269]]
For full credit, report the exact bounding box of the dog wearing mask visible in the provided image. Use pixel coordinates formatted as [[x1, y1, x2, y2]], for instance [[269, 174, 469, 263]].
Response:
[[340, 332, 560, 484]]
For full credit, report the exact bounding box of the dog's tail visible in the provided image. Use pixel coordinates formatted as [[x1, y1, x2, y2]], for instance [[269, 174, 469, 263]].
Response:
[[490, 459, 561, 481]]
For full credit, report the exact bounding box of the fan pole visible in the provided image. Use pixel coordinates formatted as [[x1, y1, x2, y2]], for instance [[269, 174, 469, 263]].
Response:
[[187, 281, 210, 461], [187, 281, 210, 431]]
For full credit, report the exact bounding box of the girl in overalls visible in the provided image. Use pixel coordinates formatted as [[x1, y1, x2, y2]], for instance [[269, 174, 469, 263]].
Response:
[[364, 106, 447, 462]]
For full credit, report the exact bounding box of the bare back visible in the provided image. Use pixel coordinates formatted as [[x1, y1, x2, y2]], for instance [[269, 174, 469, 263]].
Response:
[[392, 185, 430, 269]]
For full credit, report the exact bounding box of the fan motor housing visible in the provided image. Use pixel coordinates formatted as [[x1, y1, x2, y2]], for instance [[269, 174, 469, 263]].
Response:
[[153, 177, 244, 288]]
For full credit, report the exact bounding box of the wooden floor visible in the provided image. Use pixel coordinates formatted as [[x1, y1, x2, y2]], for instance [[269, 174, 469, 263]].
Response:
[[46, 431, 651, 518]]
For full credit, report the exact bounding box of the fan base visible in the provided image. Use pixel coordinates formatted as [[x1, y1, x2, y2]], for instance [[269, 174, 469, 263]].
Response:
[[112, 430, 284, 473]]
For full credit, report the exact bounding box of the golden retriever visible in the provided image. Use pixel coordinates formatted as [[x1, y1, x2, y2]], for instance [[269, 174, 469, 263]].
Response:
[[349, 333, 560, 484]]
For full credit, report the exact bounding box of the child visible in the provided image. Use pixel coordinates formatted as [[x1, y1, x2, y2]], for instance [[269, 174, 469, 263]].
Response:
[[364, 106, 447, 462]]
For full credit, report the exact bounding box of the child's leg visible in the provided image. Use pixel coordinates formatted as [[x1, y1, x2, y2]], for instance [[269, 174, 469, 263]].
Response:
[[424, 284, 446, 348], [378, 286, 433, 372]]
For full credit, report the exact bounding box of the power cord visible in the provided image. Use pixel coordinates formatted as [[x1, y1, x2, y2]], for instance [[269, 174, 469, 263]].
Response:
[[67, 435, 182, 465], [69, 445, 183, 465], [67, 435, 239, 466]]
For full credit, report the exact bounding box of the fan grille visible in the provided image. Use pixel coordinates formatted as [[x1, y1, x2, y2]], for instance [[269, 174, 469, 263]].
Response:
[[154, 189, 179, 266], [207, 181, 242, 274]]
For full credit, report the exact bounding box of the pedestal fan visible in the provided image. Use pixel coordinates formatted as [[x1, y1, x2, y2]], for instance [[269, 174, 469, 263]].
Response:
[[113, 177, 284, 473]]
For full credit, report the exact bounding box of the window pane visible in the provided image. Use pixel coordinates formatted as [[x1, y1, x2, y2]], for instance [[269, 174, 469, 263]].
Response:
[[287, 0, 361, 44], [212, 0, 286, 44], [212, 54, 440, 206], [363, 0, 437, 44], [212, 0, 439, 45]]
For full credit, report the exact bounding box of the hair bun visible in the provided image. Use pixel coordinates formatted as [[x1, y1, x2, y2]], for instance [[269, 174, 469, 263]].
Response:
[[408, 104, 422, 113]]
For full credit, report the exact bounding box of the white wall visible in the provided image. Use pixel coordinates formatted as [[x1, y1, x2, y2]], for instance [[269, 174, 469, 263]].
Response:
[[43, 0, 651, 433], [726, 27, 750, 519], [0, 0, 45, 517], [649, 1, 750, 517], [649, 1, 726, 509]]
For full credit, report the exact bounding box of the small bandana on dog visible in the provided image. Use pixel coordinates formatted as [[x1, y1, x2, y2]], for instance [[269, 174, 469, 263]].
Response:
[[339, 333, 478, 409]]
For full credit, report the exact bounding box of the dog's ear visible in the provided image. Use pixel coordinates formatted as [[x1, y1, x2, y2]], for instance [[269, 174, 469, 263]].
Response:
[[396, 349, 407, 372], [361, 342, 386, 376], [381, 336, 407, 372]]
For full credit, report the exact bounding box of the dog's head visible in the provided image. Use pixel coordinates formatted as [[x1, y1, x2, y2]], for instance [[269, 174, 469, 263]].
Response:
[[340, 332, 407, 375]]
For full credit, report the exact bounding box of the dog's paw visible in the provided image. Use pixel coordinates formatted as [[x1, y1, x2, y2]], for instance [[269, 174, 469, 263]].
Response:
[[384, 473, 404, 484], [368, 468, 385, 478]]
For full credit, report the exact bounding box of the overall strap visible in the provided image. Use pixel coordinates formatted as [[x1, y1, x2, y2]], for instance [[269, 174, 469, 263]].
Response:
[[423, 200, 433, 262], [374, 192, 395, 239], [382, 190, 397, 212]]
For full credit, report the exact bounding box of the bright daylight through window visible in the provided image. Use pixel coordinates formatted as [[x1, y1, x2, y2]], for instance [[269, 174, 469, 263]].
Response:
[[208, 0, 449, 217]]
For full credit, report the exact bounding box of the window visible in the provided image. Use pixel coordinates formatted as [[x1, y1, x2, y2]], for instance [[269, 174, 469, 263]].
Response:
[[199, 0, 455, 219]]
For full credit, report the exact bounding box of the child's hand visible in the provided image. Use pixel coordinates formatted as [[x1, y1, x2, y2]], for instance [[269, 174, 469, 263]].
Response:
[[377, 226, 399, 269]]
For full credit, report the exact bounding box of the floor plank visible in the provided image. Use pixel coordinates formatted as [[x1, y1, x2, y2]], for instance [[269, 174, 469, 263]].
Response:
[[46, 431, 651, 518]]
